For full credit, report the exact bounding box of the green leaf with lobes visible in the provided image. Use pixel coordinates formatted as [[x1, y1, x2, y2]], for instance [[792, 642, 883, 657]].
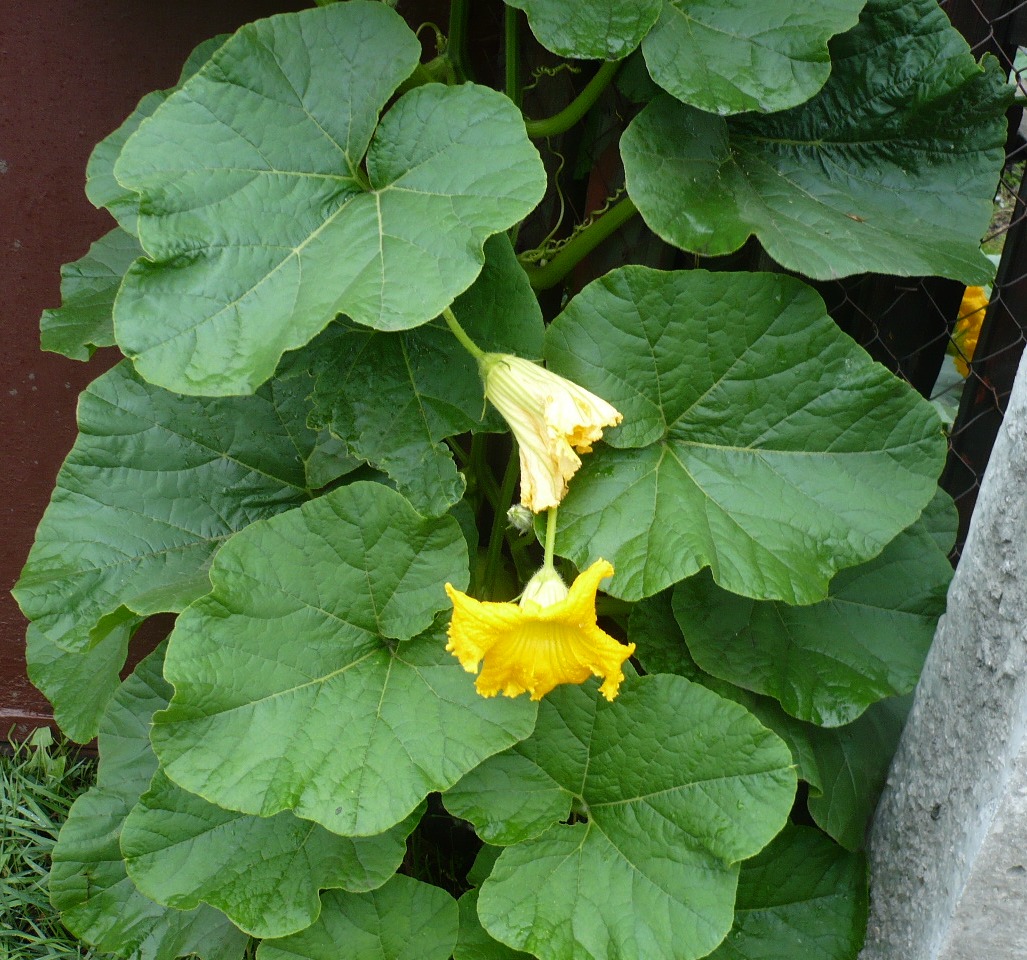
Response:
[[40, 227, 140, 360], [628, 591, 823, 795], [86, 34, 226, 234], [703, 824, 868, 960], [112, 2, 546, 395], [257, 876, 458, 960], [450, 674, 797, 960], [628, 593, 909, 851], [151, 481, 537, 837], [455, 890, 533, 960], [673, 489, 956, 726], [505, 0, 662, 60], [49, 647, 247, 960], [309, 233, 543, 516], [121, 778, 421, 940], [25, 621, 132, 744], [641, 0, 865, 115], [13, 360, 321, 655], [806, 695, 912, 850], [622, 0, 1010, 283], [545, 266, 945, 603]]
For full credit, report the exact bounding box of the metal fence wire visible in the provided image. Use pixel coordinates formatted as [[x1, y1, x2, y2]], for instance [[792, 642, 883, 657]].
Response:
[[833, 0, 1027, 559]]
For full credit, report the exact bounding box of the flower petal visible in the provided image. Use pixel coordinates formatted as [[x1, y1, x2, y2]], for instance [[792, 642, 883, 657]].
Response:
[[444, 583, 527, 673], [444, 560, 633, 701], [481, 354, 622, 512]]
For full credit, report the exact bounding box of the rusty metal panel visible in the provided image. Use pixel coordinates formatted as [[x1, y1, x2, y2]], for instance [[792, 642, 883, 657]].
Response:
[[1, 0, 304, 737]]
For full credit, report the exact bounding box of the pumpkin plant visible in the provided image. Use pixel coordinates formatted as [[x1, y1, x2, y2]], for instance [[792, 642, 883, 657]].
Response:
[[15, 1, 1009, 957]]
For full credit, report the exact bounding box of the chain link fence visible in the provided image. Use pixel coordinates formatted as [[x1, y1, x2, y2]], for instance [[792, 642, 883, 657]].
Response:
[[819, 0, 1027, 559]]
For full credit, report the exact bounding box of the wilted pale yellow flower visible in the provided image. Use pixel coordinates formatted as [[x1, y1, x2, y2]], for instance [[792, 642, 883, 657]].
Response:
[[481, 354, 622, 512], [952, 286, 988, 377], [444, 559, 634, 701]]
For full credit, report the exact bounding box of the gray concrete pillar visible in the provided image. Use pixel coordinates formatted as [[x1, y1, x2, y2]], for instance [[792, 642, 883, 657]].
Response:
[[861, 349, 1027, 958]]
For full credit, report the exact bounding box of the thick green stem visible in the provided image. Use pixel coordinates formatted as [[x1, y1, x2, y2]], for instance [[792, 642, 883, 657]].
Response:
[[470, 433, 499, 510], [445, 436, 469, 468], [394, 57, 452, 97], [442, 306, 484, 361], [505, 7, 522, 107], [448, 0, 471, 82], [543, 505, 558, 568], [482, 445, 520, 599], [524, 60, 620, 138], [522, 196, 638, 291]]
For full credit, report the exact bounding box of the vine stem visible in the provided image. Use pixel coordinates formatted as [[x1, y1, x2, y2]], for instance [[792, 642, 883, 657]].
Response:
[[448, 0, 471, 82], [543, 505, 558, 568], [442, 306, 485, 361], [482, 445, 520, 599], [470, 433, 500, 510], [524, 60, 620, 139], [521, 196, 638, 290], [505, 7, 522, 108]]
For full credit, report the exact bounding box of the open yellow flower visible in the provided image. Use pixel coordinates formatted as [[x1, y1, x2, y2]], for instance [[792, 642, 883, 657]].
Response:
[[444, 559, 634, 702], [481, 354, 622, 512]]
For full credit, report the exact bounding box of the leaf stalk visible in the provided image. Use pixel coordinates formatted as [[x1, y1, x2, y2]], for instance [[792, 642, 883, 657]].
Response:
[[505, 7, 522, 108], [448, 0, 471, 82], [482, 445, 520, 599], [521, 196, 639, 290], [442, 306, 485, 361], [524, 60, 620, 138]]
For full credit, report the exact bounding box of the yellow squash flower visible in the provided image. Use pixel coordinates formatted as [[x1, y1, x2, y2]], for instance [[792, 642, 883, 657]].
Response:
[[952, 285, 988, 377], [481, 354, 622, 513], [444, 559, 634, 702]]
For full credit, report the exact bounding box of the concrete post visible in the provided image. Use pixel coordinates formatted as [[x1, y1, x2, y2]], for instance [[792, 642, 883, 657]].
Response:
[[861, 349, 1027, 959]]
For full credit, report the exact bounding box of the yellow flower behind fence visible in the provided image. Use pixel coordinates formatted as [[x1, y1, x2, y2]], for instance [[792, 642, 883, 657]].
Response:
[[444, 559, 634, 702], [951, 285, 988, 377]]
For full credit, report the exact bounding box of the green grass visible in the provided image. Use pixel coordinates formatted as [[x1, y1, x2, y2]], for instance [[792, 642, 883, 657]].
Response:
[[0, 729, 104, 960]]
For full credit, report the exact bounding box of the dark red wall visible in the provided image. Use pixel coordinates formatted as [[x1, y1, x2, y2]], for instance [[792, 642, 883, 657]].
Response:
[[1, 0, 305, 735]]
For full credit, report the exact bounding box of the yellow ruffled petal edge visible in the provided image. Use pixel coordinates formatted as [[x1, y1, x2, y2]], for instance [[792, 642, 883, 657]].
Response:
[[444, 560, 635, 702]]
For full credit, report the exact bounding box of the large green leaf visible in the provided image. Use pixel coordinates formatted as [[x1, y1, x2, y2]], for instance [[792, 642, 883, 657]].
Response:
[[705, 825, 868, 960], [13, 361, 318, 654], [152, 482, 536, 836], [50, 648, 247, 960], [545, 266, 945, 603], [25, 622, 131, 744], [628, 592, 823, 795], [258, 876, 458, 960], [309, 233, 543, 515], [622, 0, 1009, 282], [674, 490, 956, 726], [40, 227, 140, 360], [455, 890, 532, 960], [113, 3, 545, 396], [86, 36, 226, 234], [122, 773, 421, 939], [506, 0, 661, 60], [454, 675, 796, 960], [807, 695, 911, 850], [641, 1, 865, 115], [466, 844, 505, 889], [52, 788, 247, 960], [628, 590, 907, 849]]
